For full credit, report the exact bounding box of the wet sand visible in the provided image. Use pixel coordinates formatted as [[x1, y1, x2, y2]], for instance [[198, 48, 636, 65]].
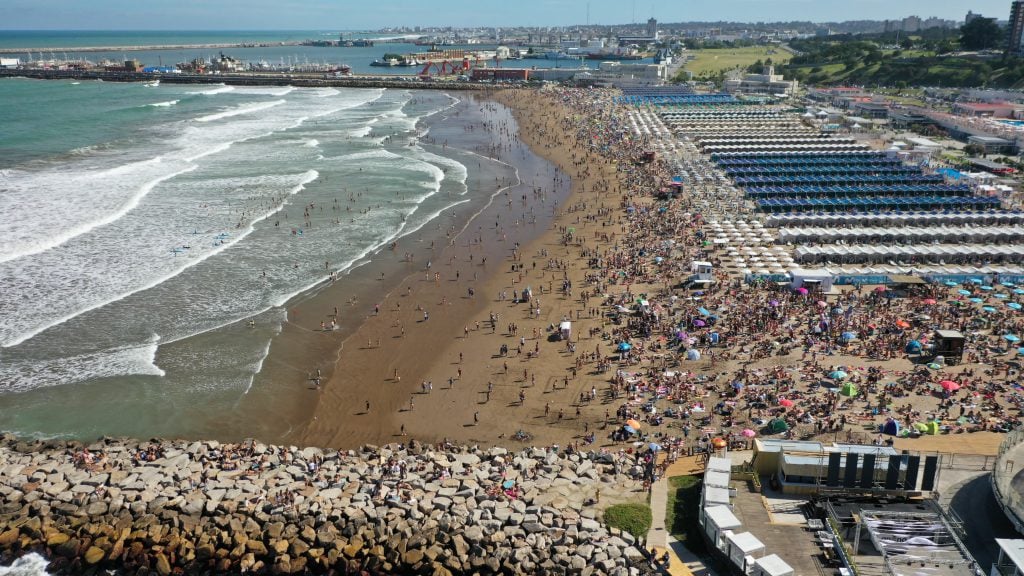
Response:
[[298, 89, 619, 449]]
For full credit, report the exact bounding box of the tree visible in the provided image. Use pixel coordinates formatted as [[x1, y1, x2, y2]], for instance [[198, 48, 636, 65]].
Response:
[[960, 17, 1005, 51], [964, 143, 986, 157]]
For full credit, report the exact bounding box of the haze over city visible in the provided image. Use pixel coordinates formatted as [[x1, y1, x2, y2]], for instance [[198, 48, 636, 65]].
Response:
[[1, 0, 1015, 29]]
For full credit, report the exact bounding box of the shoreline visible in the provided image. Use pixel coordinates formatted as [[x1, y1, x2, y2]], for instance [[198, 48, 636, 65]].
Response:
[[297, 88, 618, 449], [233, 89, 552, 447]]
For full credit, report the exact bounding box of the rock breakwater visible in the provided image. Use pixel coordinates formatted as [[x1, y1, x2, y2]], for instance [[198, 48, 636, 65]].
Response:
[[0, 435, 653, 575]]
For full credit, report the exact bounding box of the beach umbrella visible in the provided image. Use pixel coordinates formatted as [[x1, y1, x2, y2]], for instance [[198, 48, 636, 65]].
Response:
[[840, 332, 857, 341], [1010, 303, 1023, 311], [839, 382, 858, 397], [996, 294, 1010, 299], [830, 370, 848, 380], [711, 438, 727, 448], [626, 418, 642, 430], [1016, 289, 1024, 295], [958, 289, 972, 296], [981, 285, 995, 291], [779, 398, 795, 408], [905, 340, 923, 353], [816, 300, 827, 307], [1002, 282, 1016, 287], [895, 320, 911, 329], [741, 429, 757, 438], [698, 306, 711, 316], [944, 281, 959, 287], [617, 342, 632, 351], [969, 278, 984, 284], [927, 362, 943, 370], [1017, 347, 1024, 355], [1005, 334, 1021, 343], [922, 298, 937, 305], [686, 349, 702, 361], [983, 306, 998, 313], [969, 298, 984, 304], [796, 287, 808, 295], [502, 479, 516, 489], [768, 418, 789, 433], [623, 425, 637, 435], [939, 380, 960, 391], [648, 442, 663, 452], [874, 286, 887, 292], [693, 319, 706, 327]]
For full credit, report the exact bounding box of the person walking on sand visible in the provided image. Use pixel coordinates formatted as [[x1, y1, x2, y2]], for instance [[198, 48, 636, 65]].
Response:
[[365, 401, 370, 413], [474, 411, 479, 425]]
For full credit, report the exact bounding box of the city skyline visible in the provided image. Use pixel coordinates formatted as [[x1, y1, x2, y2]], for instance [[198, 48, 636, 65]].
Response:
[[0, 0, 1016, 30]]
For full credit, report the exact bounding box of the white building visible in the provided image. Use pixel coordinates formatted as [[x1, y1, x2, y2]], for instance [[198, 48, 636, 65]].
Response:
[[722, 66, 798, 96], [593, 61, 667, 85]]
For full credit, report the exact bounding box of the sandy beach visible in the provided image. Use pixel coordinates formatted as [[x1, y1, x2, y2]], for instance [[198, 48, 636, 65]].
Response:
[[289, 86, 1022, 459]]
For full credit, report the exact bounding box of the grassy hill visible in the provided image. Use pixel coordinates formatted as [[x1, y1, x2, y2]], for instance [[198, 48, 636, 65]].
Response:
[[779, 38, 1024, 88], [680, 45, 792, 80]]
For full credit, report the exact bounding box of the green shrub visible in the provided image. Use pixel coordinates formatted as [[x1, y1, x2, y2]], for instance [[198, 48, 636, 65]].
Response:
[[603, 503, 653, 540]]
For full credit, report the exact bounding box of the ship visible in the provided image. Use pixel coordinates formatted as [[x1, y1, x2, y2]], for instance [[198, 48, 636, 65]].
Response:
[[584, 52, 643, 61]]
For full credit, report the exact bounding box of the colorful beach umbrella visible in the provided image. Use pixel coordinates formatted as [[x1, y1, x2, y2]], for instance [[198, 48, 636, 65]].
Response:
[[927, 362, 943, 370], [983, 306, 998, 313], [617, 342, 632, 351], [1002, 282, 1016, 287], [830, 370, 848, 380], [779, 398, 795, 408], [944, 281, 959, 287], [981, 285, 995, 291], [796, 287, 808, 295], [969, 298, 984, 304], [939, 380, 960, 391], [969, 278, 984, 284], [958, 289, 972, 296], [623, 425, 637, 435], [1009, 303, 1023, 311], [626, 419, 642, 429], [922, 298, 937, 305], [1005, 334, 1021, 343], [741, 429, 757, 438], [711, 438, 727, 448], [995, 294, 1010, 299], [840, 332, 856, 341], [1016, 289, 1024, 295]]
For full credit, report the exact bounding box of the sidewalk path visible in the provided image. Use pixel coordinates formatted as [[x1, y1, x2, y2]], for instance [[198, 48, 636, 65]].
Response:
[[647, 454, 719, 576]]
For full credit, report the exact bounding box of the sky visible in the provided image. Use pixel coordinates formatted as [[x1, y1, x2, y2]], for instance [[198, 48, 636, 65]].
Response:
[[1, 0, 1016, 30]]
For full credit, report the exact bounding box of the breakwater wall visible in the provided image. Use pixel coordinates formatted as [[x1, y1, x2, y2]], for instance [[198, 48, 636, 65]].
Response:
[[0, 435, 651, 575], [0, 69, 497, 90]]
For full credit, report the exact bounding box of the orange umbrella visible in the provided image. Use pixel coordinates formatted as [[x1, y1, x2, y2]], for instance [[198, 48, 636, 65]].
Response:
[[711, 438, 727, 448], [895, 320, 911, 329], [626, 419, 642, 429]]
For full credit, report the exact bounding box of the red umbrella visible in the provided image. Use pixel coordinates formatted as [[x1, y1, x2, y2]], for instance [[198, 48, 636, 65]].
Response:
[[939, 380, 961, 391], [922, 298, 937, 305], [779, 399, 795, 408]]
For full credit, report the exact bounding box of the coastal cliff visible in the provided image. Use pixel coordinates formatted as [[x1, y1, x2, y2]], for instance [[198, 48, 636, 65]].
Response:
[[0, 435, 651, 575]]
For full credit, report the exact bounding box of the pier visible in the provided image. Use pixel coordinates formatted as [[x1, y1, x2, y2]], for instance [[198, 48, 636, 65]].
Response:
[[0, 41, 303, 55], [0, 68, 499, 90]]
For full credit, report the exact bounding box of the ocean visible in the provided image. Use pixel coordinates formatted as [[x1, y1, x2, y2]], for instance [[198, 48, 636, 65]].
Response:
[[0, 73, 528, 443]]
